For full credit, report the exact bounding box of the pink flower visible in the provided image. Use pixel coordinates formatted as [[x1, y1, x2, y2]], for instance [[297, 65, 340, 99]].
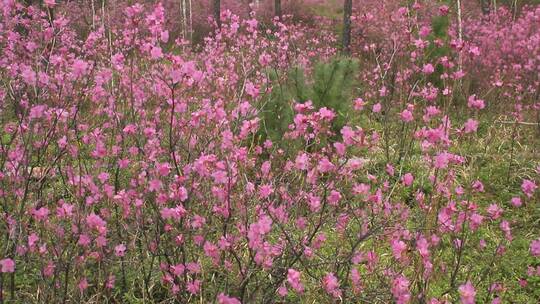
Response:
[[439, 5, 449, 16], [391, 239, 407, 260], [386, 164, 395, 176], [115, 244, 126, 257], [217, 293, 241, 304], [416, 236, 430, 258], [106, 275, 115, 289], [148, 179, 162, 192], [463, 119, 478, 133], [150, 46, 163, 59], [372, 103, 382, 113], [258, 53, 271, 66], [402, 173, 414, 186], [511, 197, 522, 207], [521, 179, 537, 198], [354, 98, 366, 110], [160, 30, 169, 43], [29, 104, 46, 120], [350, 268, 362, 292], [307, 194, 321, 212], [400, 109, 414, 122], [0, 258, 15, 273], [28, 233, 39, 248], [422, 64, 435, 75], [318, 107, 336, 121], [469, 46, 480, 56], [419, 26, 431, 38], [156, 162, 170, 176], [317, 158, 335, 173], [322, 272, 341, 298], [295, 153, 310, 170], [32, 207, 50, 221], [186, 262, 201, 274], [160, 205, 187, 221], [86, 213, 107, 234], [467, 95, 485, 110], [328, 190, 342, 206], [204, 241, 220, 262], [72, 59, 89, 77], [78, 278, 89, 293], [469, 213, 484, 231], [472, 180, 484, 192], [97, 172, 110, 184], [531, 239, 540, 257], [258, 184, 274, 199], [277, 285, 288, 296], [392, 275, 411, 304], [487, 204, 503, 219], [21, 66, 37, 85], [334, 142, 346, 155], [78, 234, 91, 247], [458, 281, 476, 304], [96, 235, 108, 247], [287, 269, 304, 293], [186, 279, 201, 294], [212, 170, 228, 184], [43, 262, 55, 277], [353, 183, 370, 196], [245, 82, 259, 98], [171, 264, 185, 276], [341, 126, 356, 145], [434, 152, 450, 169], [247, 215, 272, 249]]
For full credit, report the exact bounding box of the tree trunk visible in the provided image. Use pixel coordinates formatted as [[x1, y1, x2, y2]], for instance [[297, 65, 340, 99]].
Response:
[[342, 0, 353, 55], [275, 0, 282, 20], [181, 0, 188, 43], [213, 0, 221, 29], [480, 0, 490, 15], [189, 0, 193, 41]]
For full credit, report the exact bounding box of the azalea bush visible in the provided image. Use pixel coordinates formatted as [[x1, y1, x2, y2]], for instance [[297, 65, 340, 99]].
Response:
[[0, 1, 539, 304]]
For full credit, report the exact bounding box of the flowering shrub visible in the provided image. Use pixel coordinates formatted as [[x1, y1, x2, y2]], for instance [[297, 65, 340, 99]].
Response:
[[0, 1, 539, 303]]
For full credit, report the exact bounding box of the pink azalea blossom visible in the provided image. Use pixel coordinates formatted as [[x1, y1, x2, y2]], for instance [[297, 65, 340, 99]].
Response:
[[322, 272, 342, 298], [0, 258, 15, 273], [458, 281, 476, 304], [115, 244, 126, 257], [217, 293, 241, 304], [287, 269, 304, 293], [531, 239, 540, 257], [372, 103, 382, 113], [400, 109, 414, 122], [521, 179, 537, 198], [463, 119, 478, 133], [422, 63, 435, 75], [402, 173, 414, 186]]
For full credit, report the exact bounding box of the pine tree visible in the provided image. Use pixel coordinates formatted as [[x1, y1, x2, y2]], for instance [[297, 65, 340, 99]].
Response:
[[257, 58, 359, 150]]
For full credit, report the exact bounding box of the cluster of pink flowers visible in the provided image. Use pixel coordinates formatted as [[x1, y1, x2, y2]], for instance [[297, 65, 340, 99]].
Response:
[[0, 0, 538, 303]]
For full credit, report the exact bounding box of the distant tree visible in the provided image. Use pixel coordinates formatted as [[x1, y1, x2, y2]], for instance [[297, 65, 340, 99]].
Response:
[[480, 0, 490, 15], [342, 0, 353, 54], [179, 0, 192, 43], [214, 0, 221, 29], [275, 0, 282, 20]]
